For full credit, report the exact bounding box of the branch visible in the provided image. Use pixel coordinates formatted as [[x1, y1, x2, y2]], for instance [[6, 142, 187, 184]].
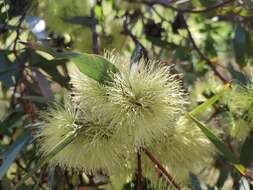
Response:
[[11, 4, 38, 120], [10, 9, 27, 109], [169, 0, 235, 13], [90, 0, 99, 54], [13, 12, 26, 64], [137, 0, 182, 7], [245, 171, 253, 182], [142, 148, 181, 190], [142, 0, 235, 14], [122, 12, 148, 59], [182, 17, 228, 83], [136, 150, 142, 190]]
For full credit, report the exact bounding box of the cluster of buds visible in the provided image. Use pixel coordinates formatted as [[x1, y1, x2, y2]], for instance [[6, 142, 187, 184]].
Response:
[[37, 53, 214, 187]]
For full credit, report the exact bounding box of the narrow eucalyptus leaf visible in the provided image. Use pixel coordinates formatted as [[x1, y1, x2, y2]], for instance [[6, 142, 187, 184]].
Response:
[[188, 114, 237, 163], [22, 42, 118, 83], [233, 25, 248, 67], [190, 84, 230, 116], [190, 173, 204, 190], [239, 177, 250, 190], [69, 53, 118, 83], [12, 130, 77, 190], [48, 166, 55, 190], [188, 114, 247, 175], [0, 130, 30, 179], [240, 131, 253, 167], [21, 96, 49, 104]]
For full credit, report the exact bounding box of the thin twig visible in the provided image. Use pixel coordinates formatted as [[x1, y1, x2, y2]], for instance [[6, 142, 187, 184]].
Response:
[[0, 23, 22, 31], [64, 171, 73, 188], [10, 6, 28, 109], [142, 148, 181, 190], [13, 12, 26, 63], [12, 4, 38, 121], [245, 171, 253, 182], [182, 16, 228, 83], [122, 12, 148, 59], [150, 5, 228, 83], [10, 77, 20, 109], [15, 160, 45, 188], [168, 0, 235, 13], [90, 0, 99, 54], [142, 0, 235, 14], [136, 150, 142, 190]]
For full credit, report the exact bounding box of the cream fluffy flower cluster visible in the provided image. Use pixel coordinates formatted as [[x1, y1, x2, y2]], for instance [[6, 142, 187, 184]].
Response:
[[38, 53, 214, 185], [225, 84, 253, 141]]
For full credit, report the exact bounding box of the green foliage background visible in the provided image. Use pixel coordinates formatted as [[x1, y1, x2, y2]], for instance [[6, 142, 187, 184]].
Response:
[[1, 0, 253, 189]]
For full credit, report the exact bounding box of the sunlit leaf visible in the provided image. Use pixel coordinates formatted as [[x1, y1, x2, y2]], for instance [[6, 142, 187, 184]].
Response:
[[0, 112, 27, 136], [22, 42, 118, 83], [239, 177, 250, 190], [190, 83, 231, 116], [29, 50, 69, 88]]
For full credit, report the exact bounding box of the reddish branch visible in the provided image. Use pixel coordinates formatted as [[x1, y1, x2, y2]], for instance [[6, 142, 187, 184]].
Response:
[[136, 151, 142, 190], [122, 12, 148, 59], [142, 148, 181, 190], [12, 13, 26, 60], [11, 5, 38, 121], [183, 17, 228, 83], [150, 3, 228, 83]]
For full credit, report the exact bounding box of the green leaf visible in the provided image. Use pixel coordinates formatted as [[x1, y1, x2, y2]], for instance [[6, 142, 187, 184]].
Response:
[[190, 173, 204, 190], [240, 131, 253, 167], [32, 69, 53, 100], [95, 3, 104, 23], [23, 42, 118, 83], [68, 52, 118, 83], [12, 129, 78, 190], [190, 84, 231, 116], [0, 112, 27, 135], [228, 64, 250, 86], [29, 50, 69, 88], [216, 164, 230, 188], [21, 96, 49, 104], [48, 166, 55, 190], [233, 25, 248, 67], [188, 114, 246, 175], [63, 16, 94, 26], [131, 44, 143, 66], [0, 66, 18, 89], [204, 35, 217, 59], [0, 130, 30, 179], [0, 51, 17, 88]]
